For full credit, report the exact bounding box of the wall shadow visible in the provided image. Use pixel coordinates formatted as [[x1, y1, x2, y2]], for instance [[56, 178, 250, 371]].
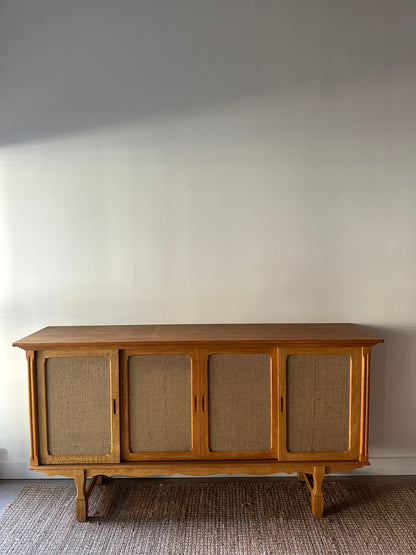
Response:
[[363, 324, 416, 455], [0, 0, 415, 146]]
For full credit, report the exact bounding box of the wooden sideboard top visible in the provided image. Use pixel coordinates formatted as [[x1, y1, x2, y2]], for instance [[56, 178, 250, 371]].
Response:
[[13, 323, 383, 349]]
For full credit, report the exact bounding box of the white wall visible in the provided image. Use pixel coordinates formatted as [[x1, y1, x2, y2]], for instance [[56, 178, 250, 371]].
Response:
[[1, 0, 415, 477]]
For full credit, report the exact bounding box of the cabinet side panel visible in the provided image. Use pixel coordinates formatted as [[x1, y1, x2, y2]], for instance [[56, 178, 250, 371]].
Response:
[[45, 357, 111, 455], [129, 355, 192, 452], [208, 354, 271, 451], [287, 355, 350, 452]]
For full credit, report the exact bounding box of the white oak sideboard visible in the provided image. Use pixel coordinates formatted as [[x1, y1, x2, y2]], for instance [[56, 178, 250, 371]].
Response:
[[13, 323, 383, 521]]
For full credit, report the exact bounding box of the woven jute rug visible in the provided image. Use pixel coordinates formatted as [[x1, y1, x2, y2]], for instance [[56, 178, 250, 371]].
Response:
[[0, 478, 415, 554]]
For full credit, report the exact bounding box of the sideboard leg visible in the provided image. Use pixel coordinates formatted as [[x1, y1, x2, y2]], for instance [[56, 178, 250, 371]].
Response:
[[299, 467, 325, 517], [74, 470, 88, 522], [95, 475, 111, 484], [311, 466, 325, 518]]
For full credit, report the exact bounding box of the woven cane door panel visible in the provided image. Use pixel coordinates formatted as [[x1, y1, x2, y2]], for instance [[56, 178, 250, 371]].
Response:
[[45, 357, 111, 455], [286, 355, 350, 452], [208, 354, 271, 452], [128, 355, 192, 452]]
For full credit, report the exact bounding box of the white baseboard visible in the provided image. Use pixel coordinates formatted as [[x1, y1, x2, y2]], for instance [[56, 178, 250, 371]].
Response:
[[348, 457, 416, 476], [1, 457, 415, 480], [0, 462, 69, 479]]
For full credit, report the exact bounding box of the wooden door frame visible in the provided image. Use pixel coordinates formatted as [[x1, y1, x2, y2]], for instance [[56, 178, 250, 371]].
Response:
[[120, 346, 201, 461], [36, 348, 120, 464], [199, 344, 279, 460], [277, 346, 362, 461]]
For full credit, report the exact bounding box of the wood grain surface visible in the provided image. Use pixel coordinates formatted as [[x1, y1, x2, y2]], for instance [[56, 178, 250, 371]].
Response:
[[14, 323, 383, 349]]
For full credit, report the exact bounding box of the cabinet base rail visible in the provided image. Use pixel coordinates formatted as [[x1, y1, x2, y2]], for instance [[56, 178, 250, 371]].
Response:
[[30, 460, 367, 521]]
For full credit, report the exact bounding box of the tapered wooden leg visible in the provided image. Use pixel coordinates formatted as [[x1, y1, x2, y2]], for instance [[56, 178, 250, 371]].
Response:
[[74, 470, 88, 522], [74, 472, 102, 521], [299, 466, 326, 517], [311, 466, 325, 518]]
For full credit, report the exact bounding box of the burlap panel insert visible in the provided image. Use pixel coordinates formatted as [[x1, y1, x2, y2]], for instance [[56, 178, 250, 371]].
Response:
[[45, 357, 111, 455], [128, 355, 192, 452], [208, 354, 271, 452], [287, 355, 350, 452]]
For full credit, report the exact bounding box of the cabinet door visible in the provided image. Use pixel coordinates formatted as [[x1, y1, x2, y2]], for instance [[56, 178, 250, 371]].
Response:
[[200, 347, 278, 459], [121, 348, 200, 460], [278, 347, 362, 461], [36, 350, 120, 464]]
